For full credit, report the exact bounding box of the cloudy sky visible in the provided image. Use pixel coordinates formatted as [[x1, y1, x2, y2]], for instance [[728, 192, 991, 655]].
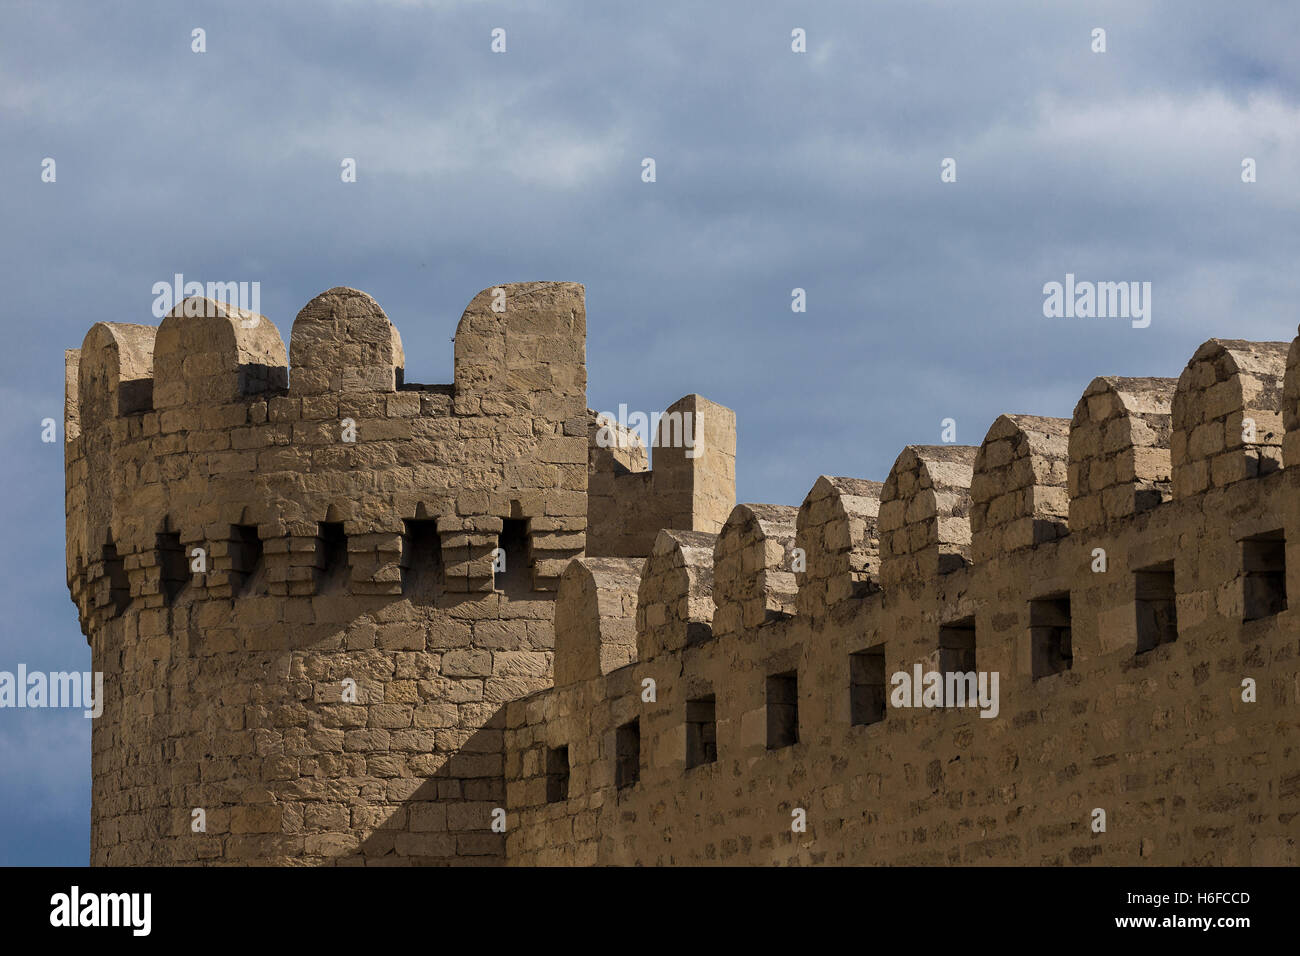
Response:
[[2, 0, 1298, 863]]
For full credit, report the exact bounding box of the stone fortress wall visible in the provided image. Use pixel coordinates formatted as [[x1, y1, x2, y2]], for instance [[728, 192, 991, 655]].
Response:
[[66, 282, 1300, 865], [505, 341, 1300, 865]]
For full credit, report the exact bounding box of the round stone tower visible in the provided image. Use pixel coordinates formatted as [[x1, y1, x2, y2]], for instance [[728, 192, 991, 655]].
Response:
[[64, 282, 588, 864]]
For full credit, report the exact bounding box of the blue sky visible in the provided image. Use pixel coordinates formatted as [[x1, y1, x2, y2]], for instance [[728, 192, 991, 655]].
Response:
[[2, 0, 1298, 864]]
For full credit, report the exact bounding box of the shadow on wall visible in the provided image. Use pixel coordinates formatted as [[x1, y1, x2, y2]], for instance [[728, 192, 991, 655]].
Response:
[[356, 717, 508, 865]]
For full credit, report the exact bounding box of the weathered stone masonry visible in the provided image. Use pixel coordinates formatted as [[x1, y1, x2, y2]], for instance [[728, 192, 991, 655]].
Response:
[[67, 284, 1300, 865], [508, 337, 1300, 865]]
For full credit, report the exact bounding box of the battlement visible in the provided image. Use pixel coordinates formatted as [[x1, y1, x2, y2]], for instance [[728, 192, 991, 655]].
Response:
[[503, 329, 1300, 866], [65, 283, 591, 634], [585, 395, 737, 557]]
